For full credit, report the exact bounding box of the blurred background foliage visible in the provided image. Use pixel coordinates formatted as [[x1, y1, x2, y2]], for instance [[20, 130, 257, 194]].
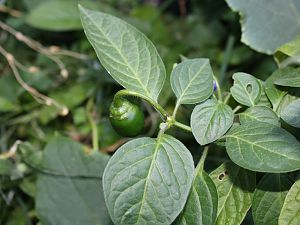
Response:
[[0, 0, 278, 224]]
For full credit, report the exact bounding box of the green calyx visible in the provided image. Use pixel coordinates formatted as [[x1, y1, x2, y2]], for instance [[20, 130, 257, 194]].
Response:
[[110, 98, 134, 120]]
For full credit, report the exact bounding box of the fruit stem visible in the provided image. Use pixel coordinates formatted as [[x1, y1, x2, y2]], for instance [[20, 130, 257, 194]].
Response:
[[114, 89, 169, 121]]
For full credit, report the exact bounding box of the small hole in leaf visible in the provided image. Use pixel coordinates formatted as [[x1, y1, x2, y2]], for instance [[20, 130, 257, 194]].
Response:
[[218, 171, 228, 181], [218, 174, 225, 180], [246, 84, 252, 93]]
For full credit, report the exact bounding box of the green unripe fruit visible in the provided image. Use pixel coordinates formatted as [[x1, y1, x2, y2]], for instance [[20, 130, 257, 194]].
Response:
[[109, 98, 144, 137]]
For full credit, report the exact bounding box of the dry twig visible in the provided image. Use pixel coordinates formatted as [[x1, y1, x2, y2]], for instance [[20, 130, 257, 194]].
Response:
[[0, 140, 22, 159], [0, 45, 69, 115], [0, 5, 22, 17], [0, 20, 89, 78]]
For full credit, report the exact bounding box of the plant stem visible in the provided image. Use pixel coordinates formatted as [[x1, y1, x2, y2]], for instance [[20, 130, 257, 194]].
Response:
[[220, 35, 235, 84], [195, 146, 209, 175], [172, 100, 180, 118], [114, 89, 169, 121], [213, 75, 223, 102], [173, 121, 192, 132], [86, 99, 99, 152]]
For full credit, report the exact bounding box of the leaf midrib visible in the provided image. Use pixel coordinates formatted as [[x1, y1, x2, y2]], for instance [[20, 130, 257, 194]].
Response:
[[238, 79, 256, 106], [240, 112, 278, 124], [135, 135, 163, 225], [202, 105, 219, 143], [227, 134, 300, 163]]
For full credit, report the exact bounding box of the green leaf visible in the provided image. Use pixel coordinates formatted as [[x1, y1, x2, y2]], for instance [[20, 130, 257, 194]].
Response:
[[230, 72, 262, 107], [279, 179, 300, 225], [170, 58, 213, 105], [0, 75, 19, 112], [0, 159, 13, 176], [36, 136, 112, 225], [174, 165, 218, 225], [281, 98, 300, 128], [226, 122, 300, 173], [79, 6, 166, 102], [4, 208, 28, 225], [210, 162, 255, 225], [191, 99, 234, 145], [265, 68, 288, 111], [277, 94, 298, 116], [256, 80, 271, 107], [0, 96, 16, 112], [225, 0, 300, 54], [239, 106, 280, 126], [252, 174, 293, 225], [26, 0, 100, 31], [275, 36, 300, 64], [273, 68, 300, 87], [103, 134, 194, 225]]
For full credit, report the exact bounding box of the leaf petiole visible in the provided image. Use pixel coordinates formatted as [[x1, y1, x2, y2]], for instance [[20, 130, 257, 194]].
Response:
[[172, 100, 181, 118], [173, 120, 192, 132], [233, 105, 243, 113], [213, 75, 223, 102]]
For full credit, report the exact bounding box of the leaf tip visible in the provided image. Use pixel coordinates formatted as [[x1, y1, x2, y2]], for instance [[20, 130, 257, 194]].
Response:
[[78, 4, 87, 14]]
